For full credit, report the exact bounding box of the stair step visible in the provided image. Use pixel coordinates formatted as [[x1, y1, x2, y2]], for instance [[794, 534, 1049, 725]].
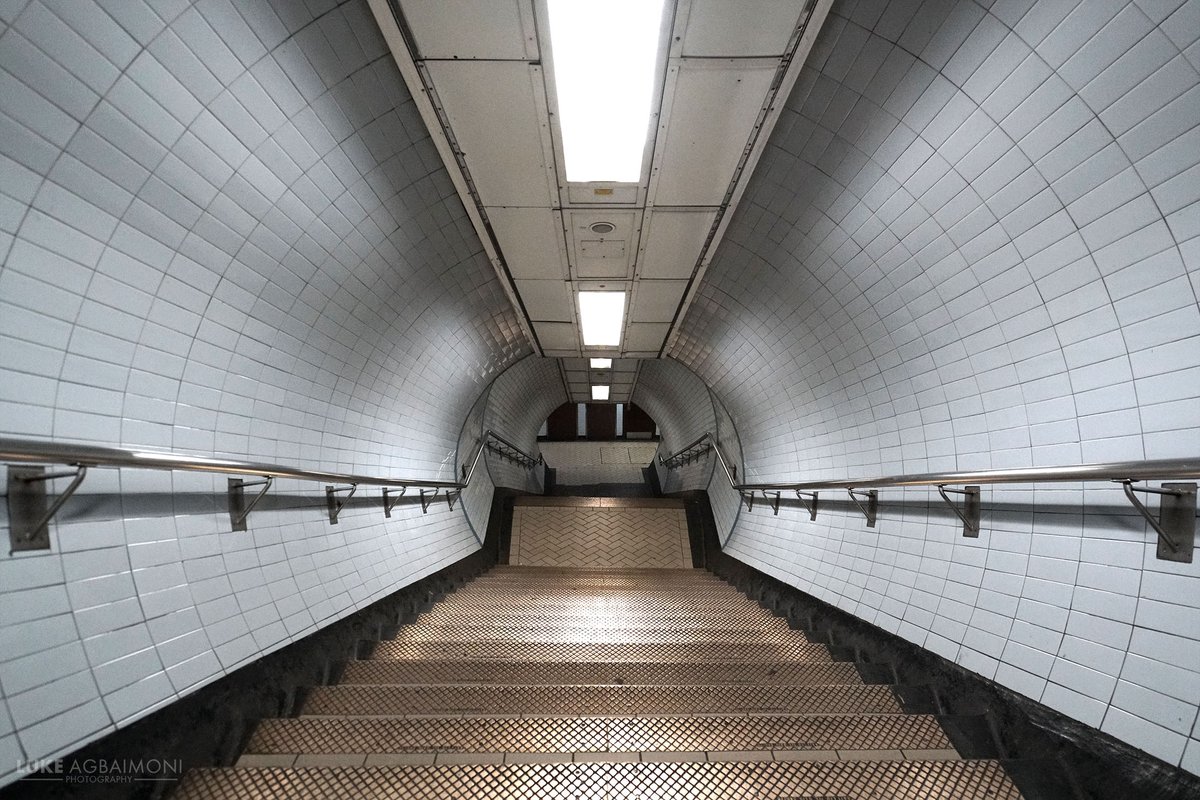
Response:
[[368, 639, 835, 663], [385, 624, 803, 644], [300, 684, 902, 717], [246, 713, 951, 756], [432, 595, 762, 611], [174, 759, 1021, 799], [337, 660, 863, 687], [412, 608, 790, 630]]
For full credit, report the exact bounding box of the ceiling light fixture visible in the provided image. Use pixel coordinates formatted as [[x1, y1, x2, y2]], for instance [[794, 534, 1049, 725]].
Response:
[[592, 385, 610, 401], [589, 358, 612, 369], [547, 0, 666, 183], [578, 291, 625, 346]]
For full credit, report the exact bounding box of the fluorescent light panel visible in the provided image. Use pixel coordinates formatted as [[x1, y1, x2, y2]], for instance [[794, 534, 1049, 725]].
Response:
[[589, 358, 612, 369], [592, 385, 610, 401], [578, 291, 625, 346], [547, 0, 666, 182]]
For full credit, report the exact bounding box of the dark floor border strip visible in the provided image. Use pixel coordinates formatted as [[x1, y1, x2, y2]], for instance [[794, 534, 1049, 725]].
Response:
[[676, 490, 1200, 800], [1, 548, 500, 800]]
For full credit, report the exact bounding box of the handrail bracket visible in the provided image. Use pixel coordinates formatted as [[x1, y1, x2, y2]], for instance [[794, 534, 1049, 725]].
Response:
[[938, 484, 980, 538], [7, 464, 88, 552], [796, 490, 818, 521], [383, 486, 406, 517], [420, 488, 438, 514], [1121, 480, 1195, 563], [326, 483, 358, 525], [847, 489, 878, 528], [228, 476, 272, 532]]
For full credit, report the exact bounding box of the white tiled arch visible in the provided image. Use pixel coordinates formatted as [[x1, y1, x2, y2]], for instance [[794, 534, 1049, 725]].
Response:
[[672, 0, 1200, 774], [0, 0, 528, 785]]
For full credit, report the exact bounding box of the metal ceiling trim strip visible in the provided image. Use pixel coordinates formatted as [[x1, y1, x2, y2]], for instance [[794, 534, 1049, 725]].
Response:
[[367, 0, 545, 356], [658, 0, 835, 358]]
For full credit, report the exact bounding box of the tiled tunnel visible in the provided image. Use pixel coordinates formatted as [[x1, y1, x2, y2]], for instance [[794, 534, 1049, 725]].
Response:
[[0, 0, 1198, 796]]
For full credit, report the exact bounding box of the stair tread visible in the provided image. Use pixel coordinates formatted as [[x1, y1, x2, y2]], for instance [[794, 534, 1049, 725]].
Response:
[[369, 640, 834, 663], [301, 683, 902, 717], [247, 713, 952, 755], [338, 660, 862, 686], [174, 758, 1021, 800]]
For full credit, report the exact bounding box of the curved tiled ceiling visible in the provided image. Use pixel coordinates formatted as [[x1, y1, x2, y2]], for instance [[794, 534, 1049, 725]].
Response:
[[0, 0, 527, 779], [0, 0, 529, 467], [676, 0, 1199, 473], [671, 0, 1200, 771]]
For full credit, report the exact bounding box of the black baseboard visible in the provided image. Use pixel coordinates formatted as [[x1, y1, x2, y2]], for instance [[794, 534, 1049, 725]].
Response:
[[678, 490, 1200, 800], [2, 547, 496, 800]]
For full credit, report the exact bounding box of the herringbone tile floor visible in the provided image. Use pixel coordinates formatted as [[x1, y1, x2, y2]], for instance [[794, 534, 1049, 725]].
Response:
[[510, 501, 691, 568]]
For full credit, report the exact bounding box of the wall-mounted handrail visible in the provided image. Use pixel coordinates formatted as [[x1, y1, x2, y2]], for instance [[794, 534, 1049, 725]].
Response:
[[658, 433, 713, 470], [659, 431, 738, 485], [459, 429, 543, 485], [2, 433, 537, 549], [0, 437, 465, 489], [658, 432, 1199, 562]]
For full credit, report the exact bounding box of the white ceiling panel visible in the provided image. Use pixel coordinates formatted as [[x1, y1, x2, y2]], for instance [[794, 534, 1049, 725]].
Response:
[[653, 61, 777, 206], [631, 281, 688, 323], [682, 0, 805, 57], [400, 0, 535, 60], [624, 323, 672, 353], [569, 210, 639, 279], [516, 279, 573, 321], [383, 0, 829, 357], [638, 210, 716, 279], [533, 321, 578, 351], [427, 61, 554, 206], [488, 207, 566, 280]]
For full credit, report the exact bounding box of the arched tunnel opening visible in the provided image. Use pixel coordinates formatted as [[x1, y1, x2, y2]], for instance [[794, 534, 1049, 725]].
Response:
[[0, 0, 1198, 798]]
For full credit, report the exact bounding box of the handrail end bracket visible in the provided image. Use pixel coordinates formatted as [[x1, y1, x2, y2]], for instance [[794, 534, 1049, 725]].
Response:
[[1122, 480, 1195, 563]]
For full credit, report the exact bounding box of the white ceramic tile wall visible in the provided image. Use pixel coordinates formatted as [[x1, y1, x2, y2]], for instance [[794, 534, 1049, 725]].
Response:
[[455, 356, 565, 536], [633, 359, 744, 544], [483, 357, 565, 493], [632, 359, 717, 494], [454, 382, 493, 544], [0, 0, 529, 786], [670, 0, 1200, 774]]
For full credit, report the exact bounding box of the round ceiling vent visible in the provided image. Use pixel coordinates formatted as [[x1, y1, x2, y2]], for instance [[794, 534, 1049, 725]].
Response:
[[589, 221, 616, 235]]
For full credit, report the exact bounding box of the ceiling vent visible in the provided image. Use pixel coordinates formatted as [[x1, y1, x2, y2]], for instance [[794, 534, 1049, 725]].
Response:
[[589, 221, 616, 235]]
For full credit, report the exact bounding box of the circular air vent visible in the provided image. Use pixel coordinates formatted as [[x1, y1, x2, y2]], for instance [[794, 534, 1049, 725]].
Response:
[[589, 221, 616, 235]]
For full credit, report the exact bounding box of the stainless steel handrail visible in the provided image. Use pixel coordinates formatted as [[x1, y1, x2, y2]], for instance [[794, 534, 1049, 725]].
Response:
[[657, 431, 1199, 562], [460, 429, 543, 485], [3, 431, 546, 549], [740, 460, 1200, 492], [0, 437, 464, 489], [657, 431, 1200, 492], [659, 432, 737, 486]]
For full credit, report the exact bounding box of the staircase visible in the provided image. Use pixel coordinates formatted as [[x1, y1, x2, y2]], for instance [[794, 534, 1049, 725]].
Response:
[[173, 563, 1024, 798]]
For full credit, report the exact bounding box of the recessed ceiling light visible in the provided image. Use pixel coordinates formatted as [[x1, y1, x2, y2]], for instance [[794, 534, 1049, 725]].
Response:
[[547, 0, 666, 183], [592, 385, 610, 401], [578, 291, 625, 346], [590, 358, 612, 369]]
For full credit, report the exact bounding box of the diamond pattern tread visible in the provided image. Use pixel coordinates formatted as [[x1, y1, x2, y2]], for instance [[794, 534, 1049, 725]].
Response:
[[368, 640, 835, 663], [338, 660, 863, 687], [301, 684, 901, 717], [414, 608, 791, 631], [172, 759, 1021, 799], [246, 713, 950, 755], [385, 624, 803, 644]]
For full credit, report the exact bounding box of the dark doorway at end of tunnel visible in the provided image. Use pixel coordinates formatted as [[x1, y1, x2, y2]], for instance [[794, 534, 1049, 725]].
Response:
[[540, 401, 658, 442], [538, 403, 662, 498]]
